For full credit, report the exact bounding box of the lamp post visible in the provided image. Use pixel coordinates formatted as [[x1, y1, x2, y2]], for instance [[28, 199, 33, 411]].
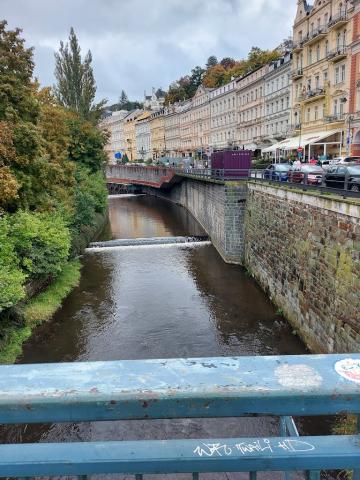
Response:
[[294, 108, 303, 162], [346, 113, 353, 156]]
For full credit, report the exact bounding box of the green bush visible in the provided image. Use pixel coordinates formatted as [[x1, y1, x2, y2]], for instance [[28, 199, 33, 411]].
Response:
[[10, 210, 71, 279], [0, 217, 26, 312], [72, 167, 108, 231]]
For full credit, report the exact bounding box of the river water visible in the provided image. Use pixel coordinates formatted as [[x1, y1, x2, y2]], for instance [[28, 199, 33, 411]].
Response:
[[3, 195, 317, 479]]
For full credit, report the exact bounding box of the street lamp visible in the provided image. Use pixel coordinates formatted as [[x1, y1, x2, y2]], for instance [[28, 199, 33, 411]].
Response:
[[346, 113, 354, 156], [126, 138, 133, 162], [294, 108, 303, 162]]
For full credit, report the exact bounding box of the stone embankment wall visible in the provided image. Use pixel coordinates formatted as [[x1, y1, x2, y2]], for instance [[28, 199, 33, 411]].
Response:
[[245, 182, 360, 353], [145, 177, 247, 264]]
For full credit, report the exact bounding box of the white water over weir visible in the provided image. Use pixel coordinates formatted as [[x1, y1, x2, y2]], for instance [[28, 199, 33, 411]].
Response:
[[86, 236, 211, 252]]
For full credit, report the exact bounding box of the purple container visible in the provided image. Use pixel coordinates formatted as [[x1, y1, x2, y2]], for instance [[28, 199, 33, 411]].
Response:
[[211, 150, 252, 178]]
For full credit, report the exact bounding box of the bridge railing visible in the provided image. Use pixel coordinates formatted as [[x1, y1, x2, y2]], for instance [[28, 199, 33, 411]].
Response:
[[0, 354, 359, 479], [177, 168, 360, 198], [107, 165, 174, 186], [106, 165, 360, 198]]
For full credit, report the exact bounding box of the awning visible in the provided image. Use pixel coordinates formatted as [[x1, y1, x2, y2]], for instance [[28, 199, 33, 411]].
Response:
[[262, 129, 342, 153], [244, 143, 258, 151]]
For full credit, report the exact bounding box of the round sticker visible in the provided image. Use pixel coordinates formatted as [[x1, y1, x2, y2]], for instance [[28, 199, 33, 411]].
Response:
[[335, 358, 360, 384]]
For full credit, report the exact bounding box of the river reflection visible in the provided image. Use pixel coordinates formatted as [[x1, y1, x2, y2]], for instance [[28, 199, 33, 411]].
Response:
[[2, 195, 310, 480]]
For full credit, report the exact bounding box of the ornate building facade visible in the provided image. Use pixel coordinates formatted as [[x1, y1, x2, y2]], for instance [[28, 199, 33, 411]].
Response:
[[236, 64, 269, 152], [291, 0, 353, 157]]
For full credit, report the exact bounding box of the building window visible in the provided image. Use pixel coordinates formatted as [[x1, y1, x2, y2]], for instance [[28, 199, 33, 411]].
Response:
[[316, 44, 321, 61], [334, 99, 338, 115], [314, 106, 318, 120], [325, 40, 329, 56], [335, 66, 340, 84], [308, 48, 312, 65], [342, 29, 347, 47], [341, 64, 346, 82], [340, 101, 344, 116], [307, 108, 311, 122]]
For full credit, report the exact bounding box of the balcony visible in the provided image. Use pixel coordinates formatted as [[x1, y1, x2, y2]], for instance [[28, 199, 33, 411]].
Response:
[[291, 67, 304, 80], [298, 87, 326, 104], [328, 11, 349, 29], [292, 40, 304, 53], [303, 25, 328, 46], [327, 45, 348, 62], [325, 113, 345, 123]]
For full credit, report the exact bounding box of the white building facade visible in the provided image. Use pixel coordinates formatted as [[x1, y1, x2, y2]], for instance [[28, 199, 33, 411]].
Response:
[[237, 65, 269, 151], [99, 110, 128, 162], [135, 116, 152, 160], [264, 52, 292, 144]]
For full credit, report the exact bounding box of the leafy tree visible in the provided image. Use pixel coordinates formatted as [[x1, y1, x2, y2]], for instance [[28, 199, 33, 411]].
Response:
[[108, 90, 143, 112], [189, 66, 205, 94], [155, 88, 166, 98], [246, 47, 280, 72], [164, 67, 205, 104], [220, 57, 236, 70], [0, 167, 19, 209], [67, 117, 108, 172], [203, 64, 227, 88], [54, 27, 106, 122], [0, 20, 36, 122], [206, 55, 218, 69], [119, 90, 129, 106], [0, 21, 43, 211]]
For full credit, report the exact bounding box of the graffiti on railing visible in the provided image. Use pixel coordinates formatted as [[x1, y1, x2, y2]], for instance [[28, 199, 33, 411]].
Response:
[[194, 438, 316, 457]]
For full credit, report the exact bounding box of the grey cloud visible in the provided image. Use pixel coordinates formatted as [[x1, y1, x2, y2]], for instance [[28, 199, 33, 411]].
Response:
[[2, 0, 296, 104]]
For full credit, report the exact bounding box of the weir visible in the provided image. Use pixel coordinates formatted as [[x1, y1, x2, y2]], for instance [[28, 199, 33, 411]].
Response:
[[88, 235, 210, 249]]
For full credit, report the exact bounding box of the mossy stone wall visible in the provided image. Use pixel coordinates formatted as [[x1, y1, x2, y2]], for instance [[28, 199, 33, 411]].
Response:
[[245, 183, 360, 353]]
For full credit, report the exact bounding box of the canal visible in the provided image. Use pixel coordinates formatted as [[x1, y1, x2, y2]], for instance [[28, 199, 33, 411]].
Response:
[[2, 194, 316, 479]]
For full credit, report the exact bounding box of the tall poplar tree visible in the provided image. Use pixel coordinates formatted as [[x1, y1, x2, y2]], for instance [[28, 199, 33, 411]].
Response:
[[54, 28, 106, 122]]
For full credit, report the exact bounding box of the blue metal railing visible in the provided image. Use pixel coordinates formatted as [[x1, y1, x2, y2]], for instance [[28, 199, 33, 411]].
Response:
[[0, 354, 359, 479]]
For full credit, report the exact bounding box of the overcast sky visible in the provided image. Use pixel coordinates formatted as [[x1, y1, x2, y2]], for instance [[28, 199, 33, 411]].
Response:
[[2, 0, 297, 105]]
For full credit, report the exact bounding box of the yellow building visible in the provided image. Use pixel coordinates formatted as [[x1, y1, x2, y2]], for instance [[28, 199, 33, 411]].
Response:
[[123, 109, 144, 162], [149, 109, 165, 160], [291, 0, 353, 159]]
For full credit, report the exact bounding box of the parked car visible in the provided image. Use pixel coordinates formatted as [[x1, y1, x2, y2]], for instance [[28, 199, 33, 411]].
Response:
[[330, 156, 360, 165], [288, 164, 324, 185], [325, 165, 360, 191], [317, 158, 332, 170], [263, 163, 291, 182]]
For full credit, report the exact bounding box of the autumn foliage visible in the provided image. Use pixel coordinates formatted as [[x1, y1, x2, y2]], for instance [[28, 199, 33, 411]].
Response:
[[0, 21, 108, 313], [165, 48, 281, 103]]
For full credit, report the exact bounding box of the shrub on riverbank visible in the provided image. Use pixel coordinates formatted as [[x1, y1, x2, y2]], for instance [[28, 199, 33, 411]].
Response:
[[0, 260, 81, 364]]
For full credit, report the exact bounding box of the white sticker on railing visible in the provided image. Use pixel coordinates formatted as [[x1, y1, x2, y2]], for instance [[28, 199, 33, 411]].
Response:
[[335, 358, 360, 384]]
